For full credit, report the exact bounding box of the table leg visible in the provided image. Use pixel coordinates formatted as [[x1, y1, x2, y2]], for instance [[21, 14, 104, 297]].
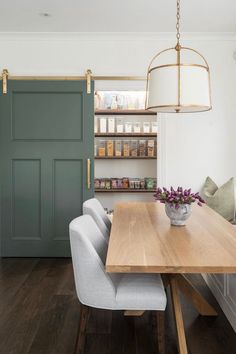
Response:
[[167, 274, 218, 354], [170, 276, 188, 354], [176, 275, 217, 316]]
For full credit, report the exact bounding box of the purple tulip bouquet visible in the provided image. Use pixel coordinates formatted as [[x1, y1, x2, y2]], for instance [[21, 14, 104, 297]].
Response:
[[154, 186, 205, 209]]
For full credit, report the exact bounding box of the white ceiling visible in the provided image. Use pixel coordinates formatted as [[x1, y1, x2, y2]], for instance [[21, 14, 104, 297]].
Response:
[[0, 0, 235, 33]]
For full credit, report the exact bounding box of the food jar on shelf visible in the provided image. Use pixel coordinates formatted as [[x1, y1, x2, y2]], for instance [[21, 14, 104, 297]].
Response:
[[117, 94, 124, 110], [117, 179, 123, 189], [134, 179, 141, 189], [94, 179, 100, 189], [140, 178, 145, 189], [151, 122, 158, 133], [111, 178, 117, 189], [108, 118, 115, 133], [105, 179, 111, 190], [125, 122, 132, 133], [145, 177, 155, 190], [107, 140, 114, 157], [98, 140, 106, 157], [133, 122, 141, 133], [99, 118, 107, 133], [130, 140, 138, 157], [115, 140, 122, 157], [139, 140, 146, 157], [143, 122, 151, 133], [116, 119, 124, 133], [123, 141, 130, 157], [147, 140, 155, 157], [100, 179, 106, 189], [94, 91, 101, 110], [122, 177, 129, 189], [129, 179, 135, 189]]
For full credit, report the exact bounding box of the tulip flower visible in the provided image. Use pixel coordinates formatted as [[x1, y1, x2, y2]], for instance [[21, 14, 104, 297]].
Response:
[[154, 186, 205, 208]]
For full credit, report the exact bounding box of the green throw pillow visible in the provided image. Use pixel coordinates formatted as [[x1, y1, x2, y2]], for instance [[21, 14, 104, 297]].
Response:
[[202, 176, 235, 223]]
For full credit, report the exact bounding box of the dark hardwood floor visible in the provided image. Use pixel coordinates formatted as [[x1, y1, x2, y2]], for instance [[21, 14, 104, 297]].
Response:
[[0, 258, 235, 354]]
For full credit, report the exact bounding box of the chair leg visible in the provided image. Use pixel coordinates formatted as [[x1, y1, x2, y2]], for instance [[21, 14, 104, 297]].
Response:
[[156, 311, 165, 354], [75, 304, 90, 354]]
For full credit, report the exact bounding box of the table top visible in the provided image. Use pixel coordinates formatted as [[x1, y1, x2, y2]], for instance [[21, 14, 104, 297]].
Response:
[[106, 202, 236, 274]]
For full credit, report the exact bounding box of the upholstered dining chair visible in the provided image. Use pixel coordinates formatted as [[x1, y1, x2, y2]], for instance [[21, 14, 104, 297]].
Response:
[[83, 198, 111, 241], [69, 215, 167, 354]]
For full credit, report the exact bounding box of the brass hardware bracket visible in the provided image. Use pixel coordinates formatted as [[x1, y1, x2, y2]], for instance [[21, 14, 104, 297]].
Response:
[[2, 69, 9, 94], [87, 158, 91, 189], [86, 69, 92, 94]]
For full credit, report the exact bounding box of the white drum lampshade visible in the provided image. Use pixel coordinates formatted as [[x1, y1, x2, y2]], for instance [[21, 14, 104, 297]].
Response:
[[146, 47, 212, 113]]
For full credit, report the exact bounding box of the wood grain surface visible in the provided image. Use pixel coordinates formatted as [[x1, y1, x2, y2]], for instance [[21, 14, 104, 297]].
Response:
[[106, 202, 236, 273]]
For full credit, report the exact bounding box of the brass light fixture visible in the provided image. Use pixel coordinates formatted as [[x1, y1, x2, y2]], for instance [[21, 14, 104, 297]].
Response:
[[2, 69, 9, 94], [146, 0, 212, 113]]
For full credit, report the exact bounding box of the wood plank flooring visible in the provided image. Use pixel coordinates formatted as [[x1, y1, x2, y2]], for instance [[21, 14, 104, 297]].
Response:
[[0, 258, 235, 354]]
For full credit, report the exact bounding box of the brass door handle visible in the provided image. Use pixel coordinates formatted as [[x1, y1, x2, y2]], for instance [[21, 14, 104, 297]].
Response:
[[87, 158, 91, 189]]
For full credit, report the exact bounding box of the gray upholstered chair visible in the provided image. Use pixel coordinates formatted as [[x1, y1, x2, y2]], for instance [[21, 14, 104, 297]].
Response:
[[83, 198, 111, 240], [69, 215, 167, 354]]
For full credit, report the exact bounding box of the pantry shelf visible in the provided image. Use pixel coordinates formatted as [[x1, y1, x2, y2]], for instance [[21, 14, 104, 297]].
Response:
[[95, 109, 156, 116], [95, 133, 157, 137], [95, 156, 156, 159], [95, 188, 156, 193], [94, 87, 158, 209]]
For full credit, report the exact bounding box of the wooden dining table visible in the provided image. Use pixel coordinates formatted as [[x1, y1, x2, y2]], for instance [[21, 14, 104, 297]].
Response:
[[105, 202, 236, 354]]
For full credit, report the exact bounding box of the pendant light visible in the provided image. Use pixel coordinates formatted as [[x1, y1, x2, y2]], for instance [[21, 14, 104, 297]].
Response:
[[146, 0, 212, 113]]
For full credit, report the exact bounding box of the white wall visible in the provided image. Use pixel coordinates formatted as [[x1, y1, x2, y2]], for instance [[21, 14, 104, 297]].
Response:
[[1, 32, 236, 192], [163, 38, 236, 191]]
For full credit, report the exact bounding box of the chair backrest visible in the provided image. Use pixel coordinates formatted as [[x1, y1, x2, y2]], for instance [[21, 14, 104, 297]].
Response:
[[83, 198, 111, 240], [69, 215, 119, 309]]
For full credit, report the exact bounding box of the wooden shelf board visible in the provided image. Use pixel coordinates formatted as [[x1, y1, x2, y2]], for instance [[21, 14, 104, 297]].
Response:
[[95, 188, 155, 193], [95, 156, 156, 160], [95, 109, 156, 116], [95, 133, 157, 137]]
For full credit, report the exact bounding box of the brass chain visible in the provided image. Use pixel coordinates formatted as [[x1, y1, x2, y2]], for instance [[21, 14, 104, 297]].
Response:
[[176, 0, 181, 45]]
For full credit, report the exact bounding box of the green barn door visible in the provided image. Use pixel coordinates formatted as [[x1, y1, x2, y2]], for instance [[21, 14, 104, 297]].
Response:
[[0, 80, 94, 256]]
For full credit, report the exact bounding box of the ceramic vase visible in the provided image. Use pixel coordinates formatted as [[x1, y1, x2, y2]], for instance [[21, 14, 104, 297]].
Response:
[[165, 203, 192, 226]]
